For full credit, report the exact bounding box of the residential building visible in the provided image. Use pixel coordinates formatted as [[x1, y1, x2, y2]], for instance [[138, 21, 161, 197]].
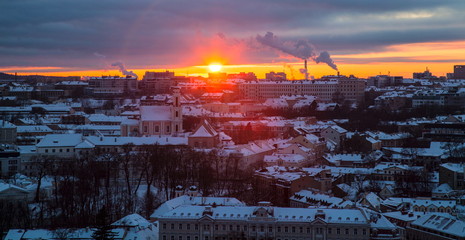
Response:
[[439, 163, 464, 190], [238, 77, 365, 103], [87, 76, 137, 97], [254, 166, 332, 206], [188, 119, 220, 149], [454, 65, 465, 79], [158, 205, 373, 240], [407, 213, 465, 240], [0, 120, 17, 144]]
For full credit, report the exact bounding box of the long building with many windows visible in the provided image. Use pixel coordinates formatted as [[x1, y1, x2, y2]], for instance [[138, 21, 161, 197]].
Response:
[[237, 77, 366, 103], [158, 205, 400, 240]]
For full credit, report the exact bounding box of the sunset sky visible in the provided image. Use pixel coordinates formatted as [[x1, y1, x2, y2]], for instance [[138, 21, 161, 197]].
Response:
[[1, 0, 465, 79]]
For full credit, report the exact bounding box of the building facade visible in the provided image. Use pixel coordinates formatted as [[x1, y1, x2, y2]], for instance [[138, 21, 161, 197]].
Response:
[[158, 205, 372, 240], [238, 78, 365, 103]]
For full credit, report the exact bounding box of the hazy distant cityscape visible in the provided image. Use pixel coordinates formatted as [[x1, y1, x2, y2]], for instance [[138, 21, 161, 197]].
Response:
[[0, 64, 465, 240]]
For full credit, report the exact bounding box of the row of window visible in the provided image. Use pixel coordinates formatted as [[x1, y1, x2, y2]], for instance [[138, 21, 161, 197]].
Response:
[[44, 148, 74, 153], [162, 223, 367, 235]]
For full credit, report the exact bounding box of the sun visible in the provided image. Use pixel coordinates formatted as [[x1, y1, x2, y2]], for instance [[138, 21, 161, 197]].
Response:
[[208, 64, 222, 72]]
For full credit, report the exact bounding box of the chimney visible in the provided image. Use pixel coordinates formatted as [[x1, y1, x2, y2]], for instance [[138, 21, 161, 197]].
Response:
[[304, 59, 308, 80]]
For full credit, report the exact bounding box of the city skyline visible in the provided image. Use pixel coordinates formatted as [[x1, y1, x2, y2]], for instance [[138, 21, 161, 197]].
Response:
[[1, 0, 465, 78]]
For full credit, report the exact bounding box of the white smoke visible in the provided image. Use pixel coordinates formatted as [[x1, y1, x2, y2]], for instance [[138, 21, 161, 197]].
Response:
[[94, 52, 106, 59], [315, 51, 338, 71], [111, 62, 138, 78], [256, 32, 338, 71]]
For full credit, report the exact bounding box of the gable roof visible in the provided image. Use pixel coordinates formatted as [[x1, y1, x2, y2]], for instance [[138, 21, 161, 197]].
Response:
[[190, 119, 218, 138]]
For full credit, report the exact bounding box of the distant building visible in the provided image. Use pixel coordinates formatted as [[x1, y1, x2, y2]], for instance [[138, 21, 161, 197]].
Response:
[[454, 65, 465, 79], [413, 68, 438, 80], [238, 77, 366, 103], [140, 71, 190, 94], [188, 119, 219, 148], [137, 87, 183, 136], [439, 163, 464, 190], [228, 72, 257, 81], [407, 213, 465, 240], [266, 71, 287, 81], [0, 120, 17, 144], [87, 76, 137, 97], [368, 75, 403, 87], [254, 166, 332, 206]]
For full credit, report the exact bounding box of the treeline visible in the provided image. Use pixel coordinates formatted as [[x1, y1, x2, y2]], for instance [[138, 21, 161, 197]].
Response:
[[1, 145, 253, 232]]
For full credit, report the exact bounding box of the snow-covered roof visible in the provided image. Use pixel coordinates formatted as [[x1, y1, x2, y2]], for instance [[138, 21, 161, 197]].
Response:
[[85, 135, 188, 146], [291, 189, 353, 208], [36, 134, 83, 148], [158, 205, 369, 224], [16, 125, 52, 133], [0, 120, 16, 128], [441, 163, 464, 173], [151, 195, 245, 219], [411, 213, 465, 237], [190, 119, 218, 138], [140, 106, 172, 121], [88, 113, 128, 123]]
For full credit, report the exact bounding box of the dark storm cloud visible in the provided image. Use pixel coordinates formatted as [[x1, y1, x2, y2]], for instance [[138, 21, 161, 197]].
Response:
[[1, 0, 465, 69]]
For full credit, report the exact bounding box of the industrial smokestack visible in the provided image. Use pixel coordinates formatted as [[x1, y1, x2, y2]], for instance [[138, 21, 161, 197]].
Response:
[[304, 59, 308, 80]]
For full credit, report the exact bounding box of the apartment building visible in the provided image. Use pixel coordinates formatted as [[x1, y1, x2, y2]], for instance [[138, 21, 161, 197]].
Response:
[[238, 78, 365, 103], [158, 205, 372, 240], [87, 76, 138, 96]]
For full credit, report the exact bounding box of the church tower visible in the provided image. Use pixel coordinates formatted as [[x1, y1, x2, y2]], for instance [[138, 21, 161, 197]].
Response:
[[171, 86, 183, 135]]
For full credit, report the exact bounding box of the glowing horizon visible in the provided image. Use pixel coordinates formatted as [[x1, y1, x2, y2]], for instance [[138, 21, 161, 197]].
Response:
[[3, 40, 465, 80]]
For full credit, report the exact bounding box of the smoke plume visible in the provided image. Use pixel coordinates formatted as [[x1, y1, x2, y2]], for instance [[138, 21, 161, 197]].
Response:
[[315, 51, 338, 71], [256, 32, 338, 71], [111, 62, 138, 78]]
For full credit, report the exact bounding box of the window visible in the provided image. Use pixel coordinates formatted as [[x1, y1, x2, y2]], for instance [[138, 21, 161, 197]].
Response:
[[67, 149, 70, 152], [179, 237, 182, 240], [155, 126, 160, 132], [176, 111, 179, 117], [167, 125, 170, 133], [222, 225, 226, 231], [171, 224, 174, 230], [328, 228, 332, 234], [163, 223, 166, 229], [163, 236, 166, 240], [195, 224, 198, 230], [277, 227, 281, 232], [179, 224, 182, 230], [354, 228, 358, 235], [144, 126, 148, 132], [299, 227, 303, 233], [59, 149, 62, 152], [363, 229, 367, 235], [345, 229, 349, 234], [52, 149, 56, 153], [285, 226, 288, 233], [215, 225, 218, 231], [187, 224, 190, 230], [45, 149, 48, 153], [292, 227, 295, 233], [269, 226, 273, 232], [337, 228, 340, 234]]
